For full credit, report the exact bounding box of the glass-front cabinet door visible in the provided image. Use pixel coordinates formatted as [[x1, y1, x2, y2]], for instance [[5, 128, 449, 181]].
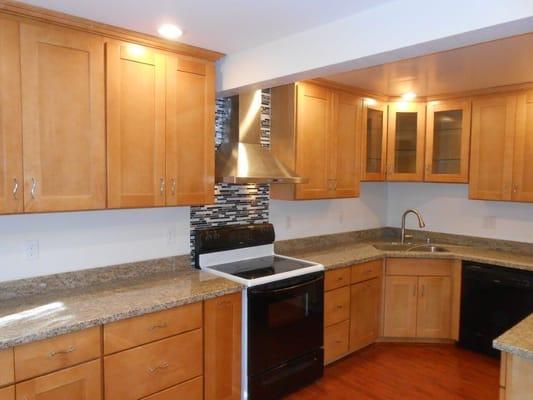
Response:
[[387, 102, 426, 181], [361, 99, 387, 181], [425, 100, 471, 183]]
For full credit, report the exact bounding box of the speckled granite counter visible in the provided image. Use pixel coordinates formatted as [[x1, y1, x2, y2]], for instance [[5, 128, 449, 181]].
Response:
[[494, 314, 533, 360], [0, 265, 242, 350]]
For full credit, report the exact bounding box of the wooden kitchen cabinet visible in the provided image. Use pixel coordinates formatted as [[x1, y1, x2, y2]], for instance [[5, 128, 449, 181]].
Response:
[[470, 94, 516, 200], [383, 259, 454, 339], [204, 292, 242, 400], [383, 275, 418, 337], [20, 23, 106, 212], [361, 99, 388, 181], [166, 57, 215, 206], [324, 286, 350, 327], [387, 102, 426, 181], [0, 18, 23, 215], [499, 352, 533, 400], [349, 277, 381, 351], [416, 276, 452, 338], [106, 42, 166, 208], [512, 90, 533, 202], [425, 99, 471, 183], [16, 360, 101, 400], [324, 320, 350, 364], [270, 81, 361, 200], [0, 348, 14, 387]]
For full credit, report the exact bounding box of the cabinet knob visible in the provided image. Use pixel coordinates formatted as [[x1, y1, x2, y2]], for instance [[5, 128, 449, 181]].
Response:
[[171, 178, 177, 195], [159, 177, 165, 195], [512, 184, 519, 193]]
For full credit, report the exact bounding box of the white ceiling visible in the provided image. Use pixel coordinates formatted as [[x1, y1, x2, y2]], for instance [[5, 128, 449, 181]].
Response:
[[324, 33, 533, 97], [21, 0, 396, 53]]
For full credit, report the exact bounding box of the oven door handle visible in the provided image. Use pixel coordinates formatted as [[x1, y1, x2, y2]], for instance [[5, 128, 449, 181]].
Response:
[[250, 275, 323, 295]]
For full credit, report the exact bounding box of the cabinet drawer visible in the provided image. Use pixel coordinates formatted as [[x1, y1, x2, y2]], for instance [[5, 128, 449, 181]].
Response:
[[143, 377, 203, 400], [104, 302, 202, 354], [324, 320, 349, 364], [104, 329, 203, 400], [14, 327, 101, 381], [0, 349, 13, 387], [0, 386, 14, 400], [325, 267, 350, 291], [16, 360, 101, 400], [351, 260, 382, 283], [324, 286, 350, 327], [386, 258, 452, 276]]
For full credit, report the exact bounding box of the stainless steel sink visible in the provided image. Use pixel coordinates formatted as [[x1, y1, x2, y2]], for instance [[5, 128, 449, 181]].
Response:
[[372, 243, 450, 253]]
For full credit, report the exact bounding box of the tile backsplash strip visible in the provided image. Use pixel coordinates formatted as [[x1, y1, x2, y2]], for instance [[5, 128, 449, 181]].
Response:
[[189, 90, 272, 260]]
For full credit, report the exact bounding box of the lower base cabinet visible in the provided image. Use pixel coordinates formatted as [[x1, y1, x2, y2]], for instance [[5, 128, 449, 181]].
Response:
[[350, 278, 380, 351], [500, 352, 533, 400], [16, 360, 101, 400], [142, 376, 203, 400], [0, 386, 14, 400], [324, 320, 350, 362]]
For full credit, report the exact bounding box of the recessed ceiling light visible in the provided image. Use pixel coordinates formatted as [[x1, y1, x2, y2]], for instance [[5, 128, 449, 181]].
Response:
[[158, 24, 183, 41], [401, 92, 417, 101]]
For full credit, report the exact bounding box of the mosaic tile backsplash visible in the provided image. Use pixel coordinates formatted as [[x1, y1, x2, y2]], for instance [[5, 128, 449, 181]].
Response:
[[190, 90, 272, 257]]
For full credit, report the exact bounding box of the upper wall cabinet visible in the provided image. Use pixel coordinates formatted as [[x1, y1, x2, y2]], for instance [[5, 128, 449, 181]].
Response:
[[512, 90, 533, 202], [20, 23, 106, 212], [166, 57, 215, 206], [425, 99, 471, 183], [387, 102, 426, 181], [470, 94, 516, 200], [106, 42, 167, 209], [270, 81, 361, 200], [361, 99, 387, 181], [0, 18, 23, 214]]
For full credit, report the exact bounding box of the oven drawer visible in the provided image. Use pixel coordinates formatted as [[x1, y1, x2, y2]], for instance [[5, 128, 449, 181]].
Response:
[[324, 286, 350, 327]]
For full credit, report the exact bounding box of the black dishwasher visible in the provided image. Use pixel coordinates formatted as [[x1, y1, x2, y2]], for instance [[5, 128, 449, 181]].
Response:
[[459, 261, 533, 357]]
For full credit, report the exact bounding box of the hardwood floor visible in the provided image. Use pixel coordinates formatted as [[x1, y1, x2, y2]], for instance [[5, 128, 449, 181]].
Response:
[[285, 343, 500, 400]]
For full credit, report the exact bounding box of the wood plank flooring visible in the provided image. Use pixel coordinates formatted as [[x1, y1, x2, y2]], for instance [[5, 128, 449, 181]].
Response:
[[285, 343, 500, 400]]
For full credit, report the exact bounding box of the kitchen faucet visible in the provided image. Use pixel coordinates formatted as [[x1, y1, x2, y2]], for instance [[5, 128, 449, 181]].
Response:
[[401, 209, 426, 244]]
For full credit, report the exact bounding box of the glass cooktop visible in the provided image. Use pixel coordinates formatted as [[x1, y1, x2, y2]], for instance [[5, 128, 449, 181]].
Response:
[[208, 256, 315, 280]]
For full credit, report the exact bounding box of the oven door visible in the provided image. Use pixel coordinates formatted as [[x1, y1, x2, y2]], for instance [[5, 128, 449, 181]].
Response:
[[248, 271, 324, 376]]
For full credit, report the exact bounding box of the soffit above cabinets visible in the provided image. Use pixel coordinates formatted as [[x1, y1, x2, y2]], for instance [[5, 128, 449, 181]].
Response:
[[324, 33, 533, 98], [19, 0, 396, 53]]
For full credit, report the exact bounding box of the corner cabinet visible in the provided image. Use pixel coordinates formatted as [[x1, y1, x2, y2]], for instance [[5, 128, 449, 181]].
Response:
[[361, 99, 388, 181], [0, 18, 23, 215], [470, 90, 533, 202], [107, 42, 215, 208], [386, 102, 426, 181], [425, 99, 471, 183], [270, 81, 361, 200]]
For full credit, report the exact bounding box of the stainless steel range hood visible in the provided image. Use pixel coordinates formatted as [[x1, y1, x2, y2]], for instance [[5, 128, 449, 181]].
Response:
[[215, 90, 307, 184]]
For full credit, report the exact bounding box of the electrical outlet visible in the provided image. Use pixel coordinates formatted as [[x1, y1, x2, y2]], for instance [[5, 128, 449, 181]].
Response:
[[166, 228, 176, 246], [25, 240, 39, 260]]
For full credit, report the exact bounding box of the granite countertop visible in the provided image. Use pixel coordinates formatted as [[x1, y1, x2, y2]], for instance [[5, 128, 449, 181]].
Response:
[[494, 314, 533, 359], [0, 267, 243, 349]]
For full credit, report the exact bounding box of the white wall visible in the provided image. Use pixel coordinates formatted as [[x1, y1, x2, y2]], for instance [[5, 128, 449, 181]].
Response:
[[0, 208, 191, 282], [386, 183, 533, 244], [270, 183, 387, 240]]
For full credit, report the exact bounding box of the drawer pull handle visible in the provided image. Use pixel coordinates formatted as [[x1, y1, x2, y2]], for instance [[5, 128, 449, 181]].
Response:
[[148, 361, 169, 374], [336, 305, 343, 309], [48, 346, 76, 358], [335, 340, 342, 344], [149, 323, 168, 330], [12, 178, 19, 200]]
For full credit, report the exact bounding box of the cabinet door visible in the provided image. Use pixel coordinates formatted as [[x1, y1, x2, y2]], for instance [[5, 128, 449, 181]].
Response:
[[512, 90, 533, 202], [425, 99, 471, 183], [204, 292, 242, 400], [16, 360, 101, 400], [324, 286, 350, 327], [166, 57, 215, 206], [350, 278, 380, 351], [295, 82, 333, 199], [470, 95, 516, 200], [107, 42, 166, 208], [383, 276, 418, 337], [331, 91, 361, 197], [361, 100, 387, 181], [0, 19, 23, 215], [20, 23, 106, 212], [324, 320, 349, 364], [0, 386, 14, 400], [387, 102, 426, 181], [416, 276, 451, 338]]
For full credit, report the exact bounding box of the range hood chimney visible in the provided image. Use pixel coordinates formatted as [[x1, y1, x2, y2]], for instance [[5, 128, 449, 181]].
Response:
[[215, 90, 307, 184]]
